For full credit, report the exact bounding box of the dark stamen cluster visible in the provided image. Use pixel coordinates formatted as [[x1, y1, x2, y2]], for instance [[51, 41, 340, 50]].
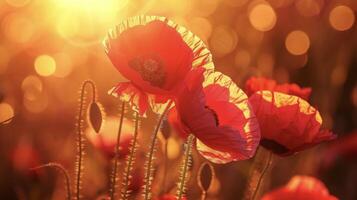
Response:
[[129, 56, 166, 87]]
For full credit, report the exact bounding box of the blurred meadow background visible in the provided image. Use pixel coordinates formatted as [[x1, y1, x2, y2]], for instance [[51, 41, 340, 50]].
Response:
[[0, 0, 356, 199]]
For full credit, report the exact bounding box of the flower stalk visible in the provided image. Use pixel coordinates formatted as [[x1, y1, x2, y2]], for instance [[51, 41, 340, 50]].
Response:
[[30, 162, 71, 200], [121, 111, 140, 200], [109, 101, 126, 200], [244, 148, 274, 200], [75, 80, 97, 200], [176, 134, 195, 200], [143, 101, 173, 200]]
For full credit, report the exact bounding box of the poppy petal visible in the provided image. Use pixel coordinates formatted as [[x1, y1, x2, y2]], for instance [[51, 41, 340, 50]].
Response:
[[245, 77, 312, 100], [174, 71, 260, 163], [262, 176, 338, 200], [105, 16, 215, 115], [249, 90, 336, 155], [109, 82, 149, 116]]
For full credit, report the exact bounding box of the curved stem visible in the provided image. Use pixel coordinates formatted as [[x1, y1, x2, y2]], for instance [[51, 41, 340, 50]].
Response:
[[0, 116, 14, 126], [143, 101, 173, 200], [110, 101, 126, 200], [121, 112, 140, 200], [177, 134, 195, 200], [75, 80, 96, 200], [31, 163, 71, 200], [251, 151, 273, 200]]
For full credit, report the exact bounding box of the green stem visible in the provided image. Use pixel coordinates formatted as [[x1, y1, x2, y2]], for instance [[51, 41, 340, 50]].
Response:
[[110, 101, 126, 200], [161, 139, 168, 194], [75, 80, 96, 200], [177, 134, 195, 200], [251, 150, 273, 200], [121, 112, 140, 200], [31, 163, 71, 200], [143, 101, 173, 200]]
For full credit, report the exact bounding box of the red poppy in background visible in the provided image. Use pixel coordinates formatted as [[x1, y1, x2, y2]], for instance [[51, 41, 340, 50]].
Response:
[[86, 117, 134, 159], [169, 69, 260, 164], [245, 77, 312, 100], [248, 90, 336, 156], [262, 175, 338, 200], [105, 16, 213, 115], [11, 142, 40, 172], [321, 130, 357, 169]]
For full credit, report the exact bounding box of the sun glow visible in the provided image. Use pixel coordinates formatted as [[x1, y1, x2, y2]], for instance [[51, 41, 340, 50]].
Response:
[[53, 0, 128, 46]]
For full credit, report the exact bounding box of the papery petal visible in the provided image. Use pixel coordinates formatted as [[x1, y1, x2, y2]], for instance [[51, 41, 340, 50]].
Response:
[[109, 82, 149, 116], [106, 19, 192, 94], [174, 71, 260, 163], [262, 176, 338, 200], [245, 77, 312, 100], [104, 16, 214, 94], [277, 83, 312, 100], [249, 90, 336, 155], [168, 107, 189, 138], [105, 16, 215, 115]]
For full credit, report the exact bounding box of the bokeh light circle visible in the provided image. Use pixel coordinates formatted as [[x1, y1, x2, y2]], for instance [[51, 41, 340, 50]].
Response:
[[0, 103, 14, 123], [53, 53, 73, 78], [34, 55, 56, 77], [329, 5, 355, 31], [2, 13, 35, 43], [249, 3, 277, 32], [188, 17, 212, 41], [21, 75, 43, 101], [295, 0, 323, 17], [210, 26, 238, 57], [285, 30, 310, 55]]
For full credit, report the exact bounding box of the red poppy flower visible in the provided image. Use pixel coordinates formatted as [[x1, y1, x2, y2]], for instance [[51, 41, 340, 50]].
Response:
[[245, 77, 312, 100], [248, 90, 336, 156], [86, 117, 134, 159], [12, 142, 40, 172], [169, 69, 260, 164], [105, 16, 214, 115], [262, 175, 338, 200]]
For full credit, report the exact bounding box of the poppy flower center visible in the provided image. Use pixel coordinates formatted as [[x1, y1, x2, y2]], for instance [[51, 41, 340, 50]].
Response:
[[129, 56, 166, 87], [205, 106, 219, 126]]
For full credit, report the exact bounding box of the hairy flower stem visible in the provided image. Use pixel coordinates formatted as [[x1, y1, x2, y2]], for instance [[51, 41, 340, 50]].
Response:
[[75, 80, 96, 200], [160, 139, 168, 195], [110, 101, 126, 200], [143, 101, 173, 200], [177, 134, 195, 200], [244, 148, 273, 200], [31, 163, 71, 200], [121, 112, 140, 200]]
